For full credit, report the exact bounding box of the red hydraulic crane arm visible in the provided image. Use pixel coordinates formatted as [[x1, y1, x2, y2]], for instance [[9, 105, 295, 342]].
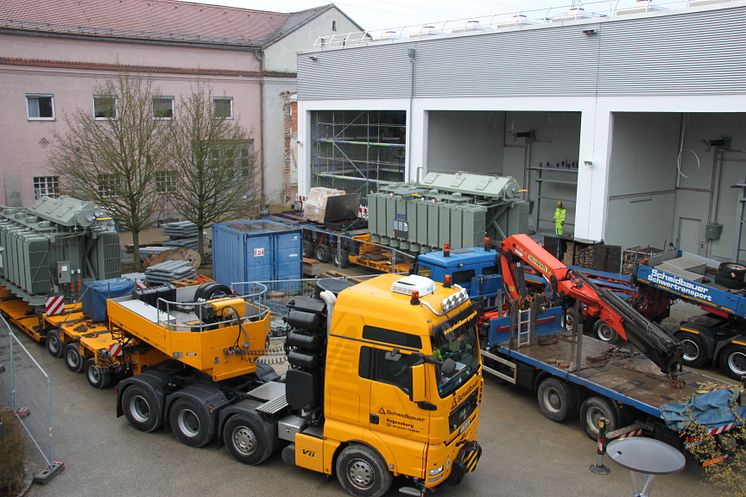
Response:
[[499, 234, 683, 374]]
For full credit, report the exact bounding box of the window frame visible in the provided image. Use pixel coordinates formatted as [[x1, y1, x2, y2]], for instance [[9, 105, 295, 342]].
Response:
[[359, 346, 417, 395], [93, 95, 118, 120], [97, 173, 119, 198], [26, 94, 55, 121], [152, 96, 175, 120], [32, 176, 60, 200], [155, 170, 177, 193], [212, 97, 234, 120]]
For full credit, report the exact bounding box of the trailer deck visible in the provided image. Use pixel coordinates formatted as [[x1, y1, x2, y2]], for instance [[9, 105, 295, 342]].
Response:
[[497, 333, 734, 418]]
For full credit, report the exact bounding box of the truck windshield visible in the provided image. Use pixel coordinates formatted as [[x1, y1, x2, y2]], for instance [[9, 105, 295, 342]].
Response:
[[432, 316, 479, 397]]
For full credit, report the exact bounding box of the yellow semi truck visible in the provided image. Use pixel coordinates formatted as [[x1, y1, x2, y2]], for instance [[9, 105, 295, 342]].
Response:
[[108, 274, 483, 497]]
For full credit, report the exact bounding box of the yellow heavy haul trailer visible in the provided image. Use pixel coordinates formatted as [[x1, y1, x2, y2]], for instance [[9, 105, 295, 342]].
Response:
[[106, 274, 483, 497]]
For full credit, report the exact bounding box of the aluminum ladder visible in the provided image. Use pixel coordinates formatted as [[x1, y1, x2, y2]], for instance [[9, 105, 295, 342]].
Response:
[[516, 307, 532, 347]]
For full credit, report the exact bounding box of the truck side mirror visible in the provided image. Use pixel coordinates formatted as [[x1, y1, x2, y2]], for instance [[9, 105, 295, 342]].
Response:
[[411, 363, 426, 403]]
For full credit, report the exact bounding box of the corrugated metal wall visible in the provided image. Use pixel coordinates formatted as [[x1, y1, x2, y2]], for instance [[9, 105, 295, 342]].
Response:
[[298, 6, 746, 101]]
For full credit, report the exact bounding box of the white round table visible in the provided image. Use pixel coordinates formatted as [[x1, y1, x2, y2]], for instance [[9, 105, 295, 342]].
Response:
[[606, 438, 686, 497]]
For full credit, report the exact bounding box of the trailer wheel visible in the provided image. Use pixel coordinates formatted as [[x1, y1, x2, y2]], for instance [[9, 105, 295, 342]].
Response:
[[46, 329, 63, 358], [674, 331, 708, 368], [314, 244, 331, 262], [121, 385, 162, 433], [85, 358, 112, 389], [336, 444, 393, 497], [333, 249, 350, 268], [593, 321, 619, 345], [64, 342, 85, 373], [717, 262, 746, 287], [536, 378, 579, 422], [223, 413, 273, 465], [579, 396, 620, 440], [169, 398, 213, 448], [719, 344, 746, 380]]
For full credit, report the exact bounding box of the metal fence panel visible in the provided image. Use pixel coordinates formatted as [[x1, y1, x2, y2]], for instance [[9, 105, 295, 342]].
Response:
[[0, 317, 62, 482]]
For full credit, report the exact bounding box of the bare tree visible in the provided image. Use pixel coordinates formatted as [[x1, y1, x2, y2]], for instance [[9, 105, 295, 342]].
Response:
[[166, 85, 259, 257], [50, 73, 170, 269]]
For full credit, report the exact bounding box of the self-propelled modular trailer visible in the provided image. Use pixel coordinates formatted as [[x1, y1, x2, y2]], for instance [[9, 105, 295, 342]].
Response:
[[111, 274, 483, 497]]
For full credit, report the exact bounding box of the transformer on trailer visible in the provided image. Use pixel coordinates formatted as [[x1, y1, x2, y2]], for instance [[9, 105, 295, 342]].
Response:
[[0, 196, 120, 305], [367, 172, 529, 253]]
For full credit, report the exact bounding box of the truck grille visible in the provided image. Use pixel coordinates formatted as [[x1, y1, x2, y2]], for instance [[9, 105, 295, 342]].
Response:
[[449, 390, 478, 433]]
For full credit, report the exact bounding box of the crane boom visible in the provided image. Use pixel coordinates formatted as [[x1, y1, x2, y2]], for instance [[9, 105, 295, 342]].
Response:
[[500, 234, 683, 374]]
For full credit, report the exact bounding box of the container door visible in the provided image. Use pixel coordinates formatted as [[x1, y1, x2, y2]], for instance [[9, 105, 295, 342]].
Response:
[[245, 234, 272, 283], [273, 231, 302, 293]]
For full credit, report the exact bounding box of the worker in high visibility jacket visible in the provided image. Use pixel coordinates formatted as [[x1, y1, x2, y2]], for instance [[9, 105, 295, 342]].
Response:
[[554, 201, 567, 236]]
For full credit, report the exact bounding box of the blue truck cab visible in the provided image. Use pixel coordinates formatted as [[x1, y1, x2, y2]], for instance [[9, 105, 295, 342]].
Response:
[[414, 247, 502, 305]]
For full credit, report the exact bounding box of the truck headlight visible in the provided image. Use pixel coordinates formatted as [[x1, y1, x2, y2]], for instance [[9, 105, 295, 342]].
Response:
[[428, 466, 444, 476]]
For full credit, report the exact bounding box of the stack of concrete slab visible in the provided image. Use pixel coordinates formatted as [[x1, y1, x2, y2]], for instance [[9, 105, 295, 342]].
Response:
[[139, 246, 172, 260], [161, 221, 199, 249], [144, 260, 196, 284]]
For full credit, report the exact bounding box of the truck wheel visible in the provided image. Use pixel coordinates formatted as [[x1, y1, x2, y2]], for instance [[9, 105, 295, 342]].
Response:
[[536, 378, 578, 422], [46, 329, 63, 358], [333, 249, 350, 268], [85, 358, 112, 389], [64, 342, 85, 373], [314, 244, 331, 262], [169, 398, 213, 448], [579, 396, 620, 440], [335, 444, 393, 497], [223, 413, 273, 465], [719, 344, 746, 380], [674, 331, 708, 368], [302, 240, 313, 258], [121, 385, 162, 433], [593, 321, 619, 344]]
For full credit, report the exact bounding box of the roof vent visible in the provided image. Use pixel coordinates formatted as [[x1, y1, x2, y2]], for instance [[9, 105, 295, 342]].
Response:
[[616, 0, 661, 15], [392, 275, 435, 298]]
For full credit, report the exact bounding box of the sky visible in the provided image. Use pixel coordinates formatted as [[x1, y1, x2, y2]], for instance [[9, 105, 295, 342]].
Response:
[[188, 0, 692, 31]]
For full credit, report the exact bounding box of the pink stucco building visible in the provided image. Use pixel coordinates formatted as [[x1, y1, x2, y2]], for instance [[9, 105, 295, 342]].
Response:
[[0, 0, 361, 209]]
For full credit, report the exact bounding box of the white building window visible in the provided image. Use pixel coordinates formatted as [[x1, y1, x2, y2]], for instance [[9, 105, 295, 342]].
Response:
[[27, 94, 55, 120], [33, 176, 60, 199], [97, 174, 119, 197], [153, 96, 174, 120], [155, 170, 177, 193], [93, 96, 118, 120], [332, 20, 337, 31], [212, 97, 233, 119]]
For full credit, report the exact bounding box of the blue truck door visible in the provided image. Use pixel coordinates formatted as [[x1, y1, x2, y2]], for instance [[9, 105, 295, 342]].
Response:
[[245, 234, 272, 282]]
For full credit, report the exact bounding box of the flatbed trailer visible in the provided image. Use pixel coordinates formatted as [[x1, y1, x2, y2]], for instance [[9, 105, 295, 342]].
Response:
[[266, 212, 412, 273], [480, 305, 743, 456]]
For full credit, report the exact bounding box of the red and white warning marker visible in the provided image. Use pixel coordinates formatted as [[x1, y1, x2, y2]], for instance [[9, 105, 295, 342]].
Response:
[[108, 342, 124, 358], [45, 295, 65, 316]]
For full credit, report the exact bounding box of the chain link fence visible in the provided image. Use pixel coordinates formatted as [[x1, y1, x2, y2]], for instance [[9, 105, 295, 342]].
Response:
[[0, 317, 63, 484]]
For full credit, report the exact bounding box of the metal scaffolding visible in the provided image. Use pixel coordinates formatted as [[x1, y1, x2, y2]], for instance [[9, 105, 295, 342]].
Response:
[[310, 110, 406, 196]]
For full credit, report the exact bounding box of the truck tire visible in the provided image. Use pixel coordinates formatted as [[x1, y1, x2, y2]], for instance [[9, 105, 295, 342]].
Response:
[[195, 282, 232, 301], [85, 358, 112, 389], [314, 244, 331, 263], [579, 396, 620, 441], [674, 331, 708, 368], [536, 378, 579, 422], [223, 413, 273, 465], [333, 249, 350, 268], [64, 342, 85, 373], [719, 344, 746, 380], [302, 240, 313, 258], [335, 444, 393, 497], [121, 384, 162, 433], [715, 262, 746, 289], [593, 320, 619, 345], [46, 329, 63, 358], [169, 398, 213, 448]]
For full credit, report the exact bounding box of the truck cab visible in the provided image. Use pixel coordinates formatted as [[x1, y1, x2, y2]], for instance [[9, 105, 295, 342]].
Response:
[[283, 274, 483, 496], [414, 247, 502, 306]]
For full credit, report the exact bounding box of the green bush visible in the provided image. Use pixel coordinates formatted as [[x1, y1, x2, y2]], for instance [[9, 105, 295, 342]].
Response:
[[0, 408, 26, 497]]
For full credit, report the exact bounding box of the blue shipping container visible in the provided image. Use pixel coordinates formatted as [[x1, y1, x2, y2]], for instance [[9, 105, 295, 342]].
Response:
[[212, 220, 302, 290]]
